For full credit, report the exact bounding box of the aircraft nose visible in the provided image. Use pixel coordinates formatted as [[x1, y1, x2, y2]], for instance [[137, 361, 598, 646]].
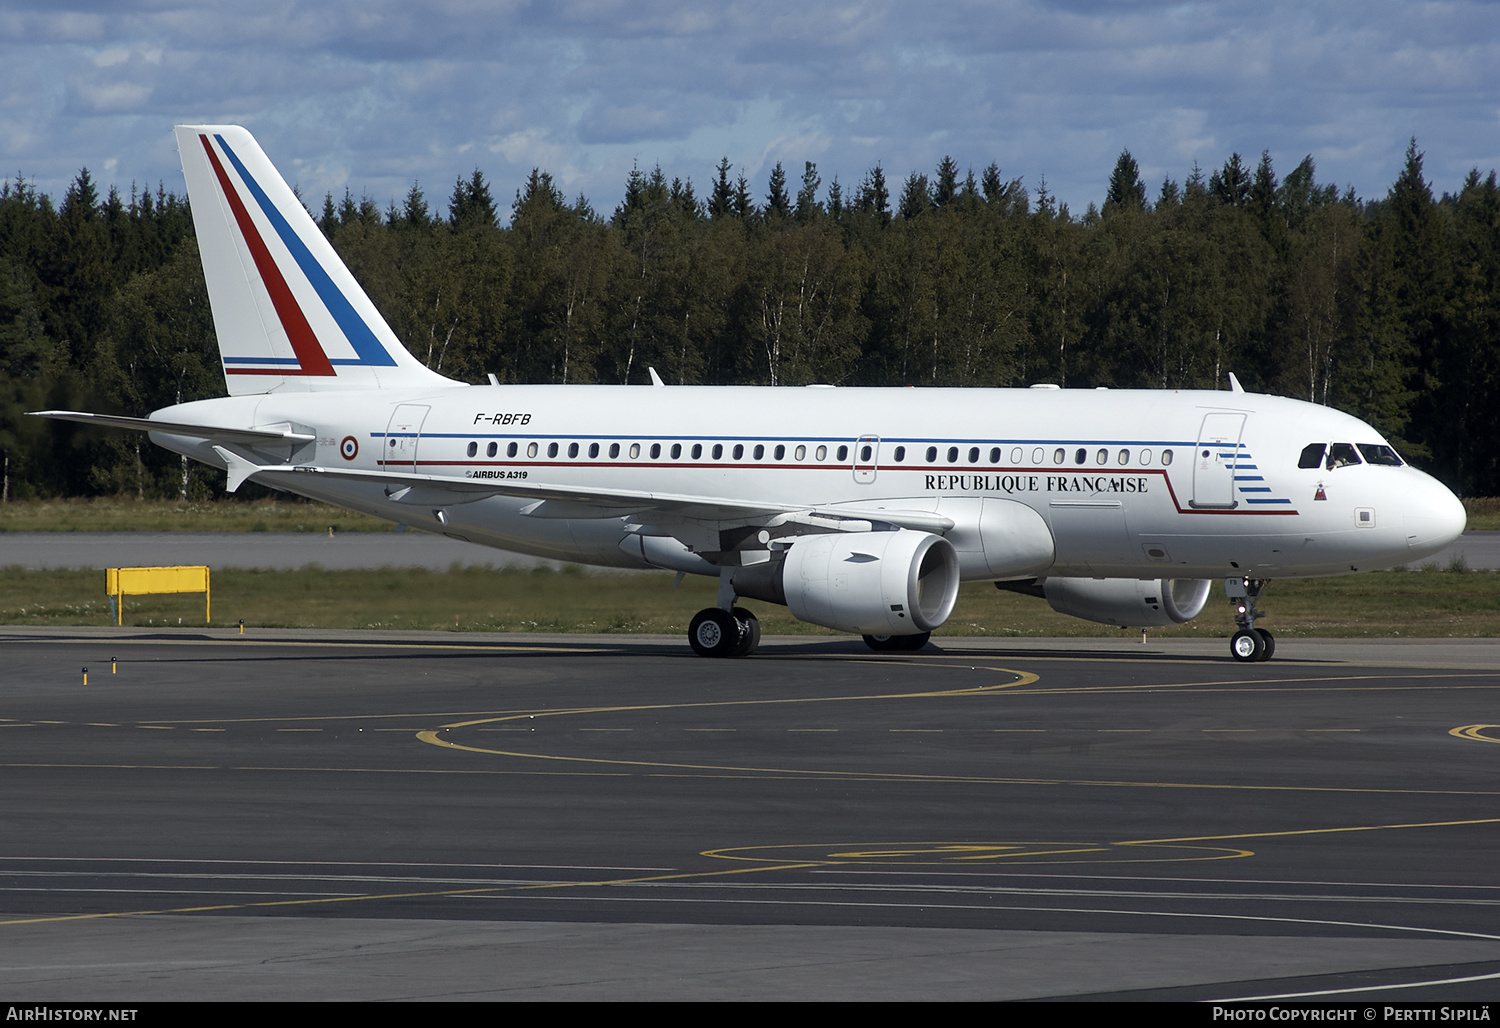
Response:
[[1403, 474, 1467, 560]]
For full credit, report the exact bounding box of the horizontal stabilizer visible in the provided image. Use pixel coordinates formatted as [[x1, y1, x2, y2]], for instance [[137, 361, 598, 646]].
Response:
[[30, 410, 315, 446]]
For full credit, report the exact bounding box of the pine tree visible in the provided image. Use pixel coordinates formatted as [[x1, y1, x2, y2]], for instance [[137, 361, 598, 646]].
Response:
[[764, 163, 791, 220]]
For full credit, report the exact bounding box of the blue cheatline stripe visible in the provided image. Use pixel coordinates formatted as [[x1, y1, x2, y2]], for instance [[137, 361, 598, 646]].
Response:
[[214, 134, 397, 368]]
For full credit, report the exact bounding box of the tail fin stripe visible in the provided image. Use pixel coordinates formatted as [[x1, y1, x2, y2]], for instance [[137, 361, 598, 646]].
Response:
[[198, 134, 336, 377], [213, 134, 397, 368]]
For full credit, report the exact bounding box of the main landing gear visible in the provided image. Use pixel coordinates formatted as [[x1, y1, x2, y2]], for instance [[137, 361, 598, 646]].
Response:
[[688, 570, 761, 657], [688, 606, 760, 658], [862, 632, 931, 652], [1225, 577, 1275, 662]]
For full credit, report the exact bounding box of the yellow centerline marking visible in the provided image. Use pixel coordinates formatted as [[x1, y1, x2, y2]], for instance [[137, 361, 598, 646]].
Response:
[[0, 861, 825, 928]]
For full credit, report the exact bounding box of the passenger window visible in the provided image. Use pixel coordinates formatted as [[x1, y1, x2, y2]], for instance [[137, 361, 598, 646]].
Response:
[[588, 442, 599, 458], [1032, 447, 1044, 464], [527, 442, 538, 458], [1140, 448, 1151, 464], [1053, 448, 1065, 464], [467, 441, 478, 457], [711, 443, 722, 460], [1326, 443, 1361, 470], [946, 446, 959, 463], [837, 445, 849, 462], [670, 443, 682, 460], [547, 442, 559, 458], [815, 445, 827, 461], [989, 447, 1001, 464], [650, 443, 661, 459], [753, 444, 765, 460], [1118, 449, 1129, 465], [1074, 448, 1086, 464], [732, 444, 743, 460], [926, 446, 937, 463], [1298, 443, 1326, 469], [774, 444, 785, 460], [795, 445, 806, 461], [609, 443, 620, 459], [1010, 447, 1023, 463], [1161, 449, 1173, 466], [568, 442, 580, 458], [630, 443, 641, 459], [690, 443, 702, 459], [893, 446, 905, 462], [1096, 448, 1108, 465], [968, 446, 980, 464], [1357, 443, 1404, 466], [860, 445, 872, 462]]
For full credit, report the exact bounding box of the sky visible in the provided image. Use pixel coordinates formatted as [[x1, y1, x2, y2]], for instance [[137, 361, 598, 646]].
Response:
[[2, 0, 1498, 221]]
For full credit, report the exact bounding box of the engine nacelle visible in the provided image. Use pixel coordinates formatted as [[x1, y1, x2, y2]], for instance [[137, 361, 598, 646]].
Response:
[[1042, 577, 1212, 627], [733, 531, 960, 636]]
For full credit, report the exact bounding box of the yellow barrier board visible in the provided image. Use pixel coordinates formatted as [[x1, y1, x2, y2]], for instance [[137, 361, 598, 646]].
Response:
[[106, 566, 210, 625]]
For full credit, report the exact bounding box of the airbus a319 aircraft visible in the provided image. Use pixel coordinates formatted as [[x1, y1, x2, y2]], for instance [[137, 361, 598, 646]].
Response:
[[35, 126, 1468, 661]]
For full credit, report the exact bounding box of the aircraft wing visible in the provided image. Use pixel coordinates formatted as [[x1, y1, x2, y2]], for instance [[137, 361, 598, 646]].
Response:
[[240, 460, 955, 534], [29, 411, 315, 446]]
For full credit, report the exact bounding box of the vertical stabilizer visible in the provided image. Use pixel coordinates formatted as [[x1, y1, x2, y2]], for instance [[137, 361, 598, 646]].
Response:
[[175, 125, 456, 395]]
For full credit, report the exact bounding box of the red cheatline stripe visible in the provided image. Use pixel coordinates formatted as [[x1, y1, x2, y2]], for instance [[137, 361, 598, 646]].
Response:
[[199, 134, 336, 377]]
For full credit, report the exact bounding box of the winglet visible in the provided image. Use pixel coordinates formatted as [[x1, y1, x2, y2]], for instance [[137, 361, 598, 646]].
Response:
[[648, 367, 665, 388], [1227, 372, 1245, 393], [212, 445, 264, 493]]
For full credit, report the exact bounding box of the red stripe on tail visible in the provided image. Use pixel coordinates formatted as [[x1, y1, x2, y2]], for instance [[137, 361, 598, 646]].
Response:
[[199, 134, 336, 377]]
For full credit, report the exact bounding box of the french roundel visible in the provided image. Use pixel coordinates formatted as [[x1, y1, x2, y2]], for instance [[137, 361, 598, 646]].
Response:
[[340, 436, 359, 460]]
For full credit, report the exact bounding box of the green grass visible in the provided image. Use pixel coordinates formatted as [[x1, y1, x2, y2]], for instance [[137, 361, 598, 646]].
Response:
[[3, 563, 1496, 638], [0, 497, 392, 533]]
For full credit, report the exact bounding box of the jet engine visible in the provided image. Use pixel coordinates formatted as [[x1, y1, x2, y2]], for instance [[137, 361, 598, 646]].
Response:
[[1041, 577, 1212, 627], [732, 530, 959, 636]]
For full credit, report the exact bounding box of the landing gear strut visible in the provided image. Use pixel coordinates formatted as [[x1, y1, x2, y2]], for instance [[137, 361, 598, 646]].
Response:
[[1226, 577, 1275, 662]]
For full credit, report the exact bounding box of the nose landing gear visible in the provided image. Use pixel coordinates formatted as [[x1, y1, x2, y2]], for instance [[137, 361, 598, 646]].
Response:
[[1225, 577, 1275, 662]]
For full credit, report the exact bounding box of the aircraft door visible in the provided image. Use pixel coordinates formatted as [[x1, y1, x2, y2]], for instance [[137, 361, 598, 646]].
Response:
[[383, 404, 430, 470], [853, 435, 879, 484], [1191, 412, 1245, 509]]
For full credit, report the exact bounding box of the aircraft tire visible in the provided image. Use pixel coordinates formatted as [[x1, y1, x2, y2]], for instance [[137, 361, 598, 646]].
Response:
[[732, 608, 760, 657], [1255, 628, 1276, 661], [689, 608, 743, 658], [1230, 629, 1265, 663]]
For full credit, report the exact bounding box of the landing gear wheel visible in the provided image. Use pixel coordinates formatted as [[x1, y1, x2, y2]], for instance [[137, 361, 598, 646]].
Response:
[[689, 608, 742, 658], [1254, 628, 1275, 661], [732, 607, 760, 657], [1230, 628, 1265, 663], [862, 631, 931, 653]]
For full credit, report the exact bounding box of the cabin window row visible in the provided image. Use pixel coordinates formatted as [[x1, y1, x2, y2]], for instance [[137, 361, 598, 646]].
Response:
[[456, 440, 1175, 468]]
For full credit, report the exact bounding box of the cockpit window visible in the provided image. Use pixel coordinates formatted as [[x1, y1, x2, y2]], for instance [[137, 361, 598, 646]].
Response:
[[1356, 443, 1404, 466], [1298, 443, 1326, 469], [1326, 443, 1361, 470]]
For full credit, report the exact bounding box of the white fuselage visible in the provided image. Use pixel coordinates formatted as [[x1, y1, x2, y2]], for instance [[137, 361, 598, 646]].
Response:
[[150, 382, 1467, 583]]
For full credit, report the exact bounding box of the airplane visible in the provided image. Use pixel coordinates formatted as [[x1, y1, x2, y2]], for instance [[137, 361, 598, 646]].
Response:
[[33, 125, 1469, 662]]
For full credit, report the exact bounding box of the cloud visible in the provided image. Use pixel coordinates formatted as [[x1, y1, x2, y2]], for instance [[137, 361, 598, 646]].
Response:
[[3, 0, 1498, 215]]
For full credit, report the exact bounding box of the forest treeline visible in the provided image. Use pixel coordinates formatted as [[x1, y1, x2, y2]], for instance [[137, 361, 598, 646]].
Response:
[[1, 142, 1497, 500]]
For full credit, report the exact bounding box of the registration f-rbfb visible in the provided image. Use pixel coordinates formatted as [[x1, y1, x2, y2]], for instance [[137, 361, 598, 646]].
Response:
[[33, 126, 1468, 660]]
